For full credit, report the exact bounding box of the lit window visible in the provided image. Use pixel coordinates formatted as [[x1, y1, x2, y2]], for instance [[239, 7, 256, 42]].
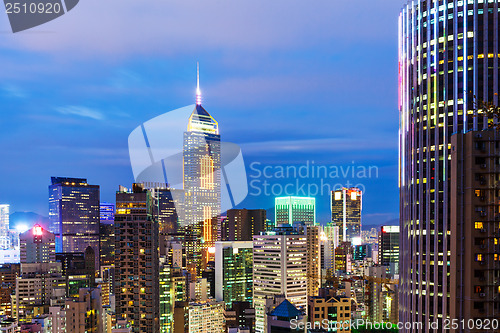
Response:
[[476, 254, 483, 262], [475, 222, 484, 229]]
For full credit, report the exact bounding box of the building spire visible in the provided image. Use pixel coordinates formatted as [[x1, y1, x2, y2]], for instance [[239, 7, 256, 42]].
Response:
[[196, 62, 202, 105]]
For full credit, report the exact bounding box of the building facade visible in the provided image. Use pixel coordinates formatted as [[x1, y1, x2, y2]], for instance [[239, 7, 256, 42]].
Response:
[[378, 225, 399, 275], [114, 184, 159, 333], [330, 188, 361, 243], [450, 130, 500, 326], [214, 241, 253, 307], [399, 1, 500, 329], [275, 196, 315, 227], [183, 94, 221, 275], [253, 227, 307, 333], [223, 209, 266, 241], [49, 177, 100, 268]]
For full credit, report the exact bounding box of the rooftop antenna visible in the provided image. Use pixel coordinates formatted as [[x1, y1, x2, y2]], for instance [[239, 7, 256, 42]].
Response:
[[196, 62, 202, 105]]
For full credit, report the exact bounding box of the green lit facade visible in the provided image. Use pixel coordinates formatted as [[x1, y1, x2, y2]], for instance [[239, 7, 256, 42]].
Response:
[[275, 196, 316, 226]]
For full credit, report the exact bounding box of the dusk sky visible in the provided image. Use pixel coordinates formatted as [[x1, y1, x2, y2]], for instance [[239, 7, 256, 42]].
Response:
[[0, 0, 406, 226]]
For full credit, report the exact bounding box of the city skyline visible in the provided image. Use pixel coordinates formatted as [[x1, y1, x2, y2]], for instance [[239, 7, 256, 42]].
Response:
[[0, 0, 404, 226]]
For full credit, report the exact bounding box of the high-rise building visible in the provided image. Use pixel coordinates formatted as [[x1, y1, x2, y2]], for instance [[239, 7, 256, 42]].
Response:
[[183, 78, 221, 275], [0, 205, 10, 250], [305, 226, 320, 298], [159, 258, 174, 333], [65, 288, 103, 333], [187, 301, 225, 333], [49, 177, 100, 268], [222, 209, 266, 241], [115, 184, 159, 333], [398, 1, 500, 328], [214, 241, 253, 307], [378, 226, 399, 275], [275, 196, 315, 226], [99, 203, 115, 268], [450, 130, 500, 324], [330, 188, 361, 243], [253, 227, 307, 333], [19, 225, 55, 264]]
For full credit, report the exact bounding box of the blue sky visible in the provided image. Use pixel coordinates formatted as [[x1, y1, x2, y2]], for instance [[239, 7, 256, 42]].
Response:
[[0, 0, 406, 225]]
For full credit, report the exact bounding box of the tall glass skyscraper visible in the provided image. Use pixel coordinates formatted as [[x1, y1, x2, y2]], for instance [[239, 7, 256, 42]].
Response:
[[48, 177, 100, 268], [399, 1, 500, 330], [330, 188, 361, 243], [183, 77, 221, 275]]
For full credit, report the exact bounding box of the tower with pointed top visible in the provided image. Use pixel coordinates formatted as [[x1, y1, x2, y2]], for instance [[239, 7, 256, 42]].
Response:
[[183, 66, 221, 276]]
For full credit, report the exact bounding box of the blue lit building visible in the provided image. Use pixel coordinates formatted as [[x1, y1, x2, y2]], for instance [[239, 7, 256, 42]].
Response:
[[48, 177, 100, 269]]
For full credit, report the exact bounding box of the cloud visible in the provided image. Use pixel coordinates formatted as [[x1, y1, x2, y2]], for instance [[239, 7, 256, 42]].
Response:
[[2, 84, 27, 98], [55, 106, 104, 120], [241, 137, 397, 155], [0, 0, 405, 59]]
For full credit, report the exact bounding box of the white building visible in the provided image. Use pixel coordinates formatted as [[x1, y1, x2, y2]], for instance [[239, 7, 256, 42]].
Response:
[[187, 301, 224, 333], [253, 227, 307, 333], [0, 205, 10, 250]]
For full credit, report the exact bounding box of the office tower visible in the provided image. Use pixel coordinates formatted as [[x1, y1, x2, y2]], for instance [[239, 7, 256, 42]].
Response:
[[214, 241, 253, 307], [223, 209, 266, 241], [56, 250, 96, 298], [0, 264, 19, 317], [159, 258, 174, 333], [99, 203, 115, 267], [253, 227, 307, 333], [15, 254, 65, 324], [330, 188, 361, 243], [398, 1, 500, 328], [264, 219, 274, 232], [187, 301, 224, 333], [156, 187, 182, 235], [450, 130, 500, 323], [266, 299, 306, 333], [275, 196, 315, 226], [115, 184, 159, 333], [65, 288, 103, 333], [183, 77, 221, 275], [334, 242, 352, 273], [308, 293, 351, 332], [225, 301, 255, 333], [0, 205, 10, 249], [49, 177, 100, 268], [201, 267, 215, 299], [305, 226, 320, 297], [378, 226, 399, 275], [19, 225, 55, 264], [353, 244, 371, 262]]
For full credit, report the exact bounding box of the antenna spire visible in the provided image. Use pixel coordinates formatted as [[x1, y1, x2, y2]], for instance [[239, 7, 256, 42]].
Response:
[[196, 62, 202, 105]]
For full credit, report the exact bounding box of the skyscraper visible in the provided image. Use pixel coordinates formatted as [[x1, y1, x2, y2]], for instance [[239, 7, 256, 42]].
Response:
[[0, 205, 9, 250], [214, 241, 253, 307], [253, 227, 307, 333], [275, 196, 315, 226], [19, 225, 55, 264], [115, 184, 159, 333], [222, 209, 266, 241], [99, 203, 114, 267], [330, 188, 361, 243], [183, 71, 221, 275], [378, 226, 399, 275], [450, 130, 500, 324], [399, 1, 500, 329], [49, 177, 100, 268], [305, 225, 320, 298]]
